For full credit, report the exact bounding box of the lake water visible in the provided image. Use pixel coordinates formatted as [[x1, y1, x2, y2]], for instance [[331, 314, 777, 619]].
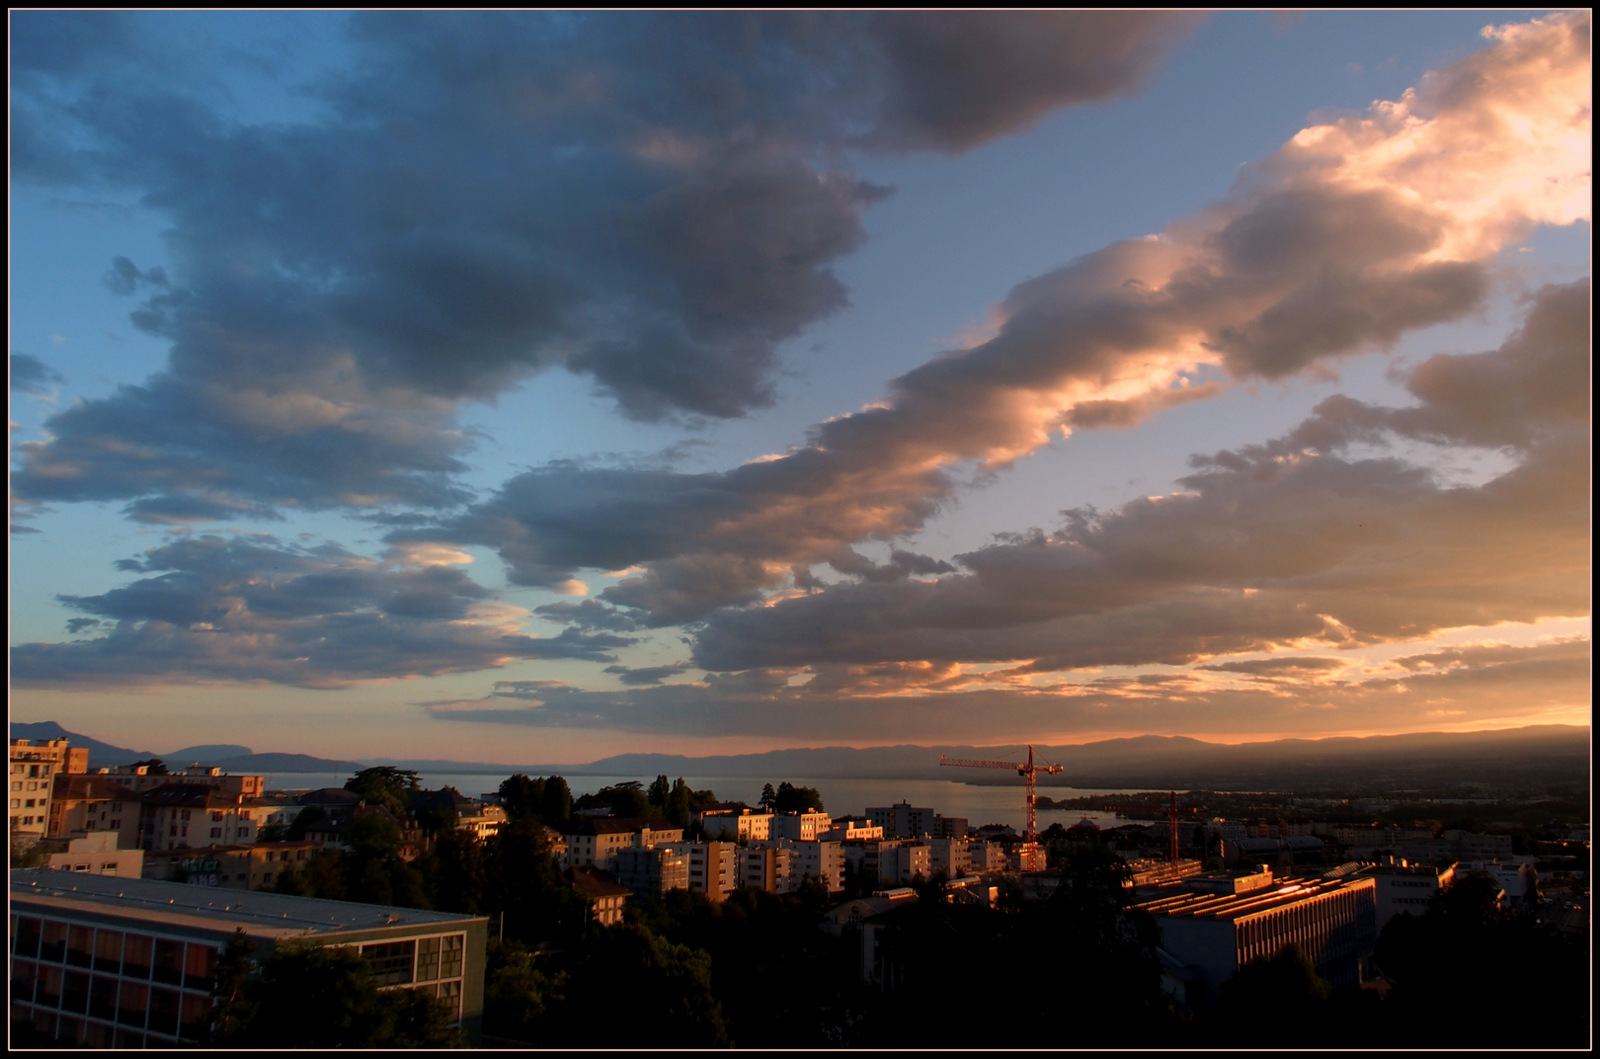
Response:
[[262, 771, 1156, 833]]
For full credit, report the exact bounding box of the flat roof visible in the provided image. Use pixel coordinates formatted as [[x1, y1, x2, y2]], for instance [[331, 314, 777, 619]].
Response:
[[11, 869, 483, 940], [1133, 875, 1374, 922]]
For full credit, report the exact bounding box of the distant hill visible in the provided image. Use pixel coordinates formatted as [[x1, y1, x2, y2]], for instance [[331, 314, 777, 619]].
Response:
[[7, 721, 155, 768], [6, 722, 358, 775], [210, 752, 362, 774], [166, 745, 253, 765], [14, 721, 1587, 792]]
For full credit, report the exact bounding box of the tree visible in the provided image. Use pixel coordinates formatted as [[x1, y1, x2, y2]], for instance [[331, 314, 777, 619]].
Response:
[[648, 774, 671, 813], [482, 939, 569, 1044], [220, 940, 460, 1048], [287, 804, 327, 841], [208, 930, 257, 1043], [758, 783, 777, 811], [541, 776, 572, 822], [1209, 944, 1330, 1042], [344, 766, 421, 818], [130, 758, 169, 774], [561, 924, 729, 1047], [772, 782, 824, 814], [573, 781, 649, 818]]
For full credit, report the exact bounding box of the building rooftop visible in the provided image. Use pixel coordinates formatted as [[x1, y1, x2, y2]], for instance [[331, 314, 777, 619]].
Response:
[[556, 816, 679, 836], [10, 869, 483, 939], [1133, 875, 1373, 922], [51, 775, 145, 802]]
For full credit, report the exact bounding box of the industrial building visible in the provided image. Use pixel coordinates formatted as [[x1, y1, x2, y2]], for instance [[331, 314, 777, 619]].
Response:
[[9, 868, 488, 1047], [1134, 869, 1377, 1007]]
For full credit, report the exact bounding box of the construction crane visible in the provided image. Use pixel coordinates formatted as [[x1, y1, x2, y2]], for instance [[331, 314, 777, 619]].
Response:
[[1100, 792, 1183, 863], [939, 744, 1063, 846]]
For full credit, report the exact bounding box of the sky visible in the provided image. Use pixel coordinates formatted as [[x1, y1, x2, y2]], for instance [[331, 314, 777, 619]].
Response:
[[9, 11, 1591, 764]]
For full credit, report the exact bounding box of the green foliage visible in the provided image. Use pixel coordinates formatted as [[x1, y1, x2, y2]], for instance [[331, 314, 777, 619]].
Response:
[[499, 774, 573, 823], [771, 782, 824, 814], [1374, 874, 1589, 1046], [9, 835, 47, 868], [254, 823, 288, 843], [287, 804, 326, 840], [573, 780, 650, 818], [482, 939, 568, 1043], [214, 940, 461, 1048], [344, 766, 421, 817], [484, 818, 587, 945], [1208, 944, 1331, 1042], [416, 825, 486, 914]]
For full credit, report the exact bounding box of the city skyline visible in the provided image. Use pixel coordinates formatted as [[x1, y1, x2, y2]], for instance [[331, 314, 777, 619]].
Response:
[[10, 11, 1591, 763]]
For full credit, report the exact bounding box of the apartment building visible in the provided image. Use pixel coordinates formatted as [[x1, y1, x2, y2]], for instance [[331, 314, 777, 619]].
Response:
[[10, 868, 488, 1047], [10, 739, 80, 839], [698, 806, 773, 842], [662, 841, 737, 902], [140, 785, 260, 852], [556, 818, 684, 870], [770, 811, 832, 842], [46, 776, 144, 850]]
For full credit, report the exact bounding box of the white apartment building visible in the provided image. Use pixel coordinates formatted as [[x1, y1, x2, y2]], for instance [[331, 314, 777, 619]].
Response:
[[699, 808, 773, 842], [662, 841, 737, 902], [770, 811, 832, 842], [556, 818, 684, 871]]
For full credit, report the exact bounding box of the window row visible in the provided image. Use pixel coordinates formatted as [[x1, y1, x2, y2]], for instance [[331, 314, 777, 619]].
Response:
[[11, 965, 211, 1040], [10, 918, 216, 992]]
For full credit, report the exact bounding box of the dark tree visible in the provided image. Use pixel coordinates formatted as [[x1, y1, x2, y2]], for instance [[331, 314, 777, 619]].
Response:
[[540, 776, 572, 822], [417, 825, 486, 915], [481, 939, 569, 1044], [220, 941, 460, 1048], [573, 781, 650, 818], [344, 766, 421, 817], [758, 783, 777, 810], [287, 804, 326, 840], [130, 758, 169, 774], [648, 774, 671, 813], [772, 782, 824, 814]]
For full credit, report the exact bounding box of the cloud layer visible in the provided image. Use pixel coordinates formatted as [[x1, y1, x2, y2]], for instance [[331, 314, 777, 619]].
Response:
[[11, 11, 1199, 519], [428, 12, 1590, 626], [11, 534, 631, 688]]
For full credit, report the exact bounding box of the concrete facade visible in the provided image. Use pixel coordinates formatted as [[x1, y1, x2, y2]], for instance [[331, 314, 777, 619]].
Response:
[[9, 869, 488, 1047], [1136, 872, 1378, 1007]]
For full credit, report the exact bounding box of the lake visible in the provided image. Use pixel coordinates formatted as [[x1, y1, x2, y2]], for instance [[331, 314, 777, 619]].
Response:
[[262, 771, 1158, 833]]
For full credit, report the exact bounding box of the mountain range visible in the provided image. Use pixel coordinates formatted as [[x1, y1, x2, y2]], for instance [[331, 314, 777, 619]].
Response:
[[9, 720, 1587, 791]]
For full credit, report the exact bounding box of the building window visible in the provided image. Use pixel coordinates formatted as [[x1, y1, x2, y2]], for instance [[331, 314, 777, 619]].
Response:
[[360, 940, 416, 986]]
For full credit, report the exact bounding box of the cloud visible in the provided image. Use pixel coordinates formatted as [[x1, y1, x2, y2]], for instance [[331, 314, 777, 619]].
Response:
[[10, 11, 1198, 520], [419, 637, 1590, 742], [10, 353, 65, 395], [10, 533, 634, 688], [430, 15, 1590, 625], [688, 280, 1591, 673]]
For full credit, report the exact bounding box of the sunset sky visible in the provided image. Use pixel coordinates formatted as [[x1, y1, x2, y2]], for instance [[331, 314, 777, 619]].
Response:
[[10, 11, 1591, 764]]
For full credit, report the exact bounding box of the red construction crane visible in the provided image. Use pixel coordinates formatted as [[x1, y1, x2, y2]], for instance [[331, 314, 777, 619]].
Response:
[[939, 744, 1063, 845], [1100, 791, 1183, 863]]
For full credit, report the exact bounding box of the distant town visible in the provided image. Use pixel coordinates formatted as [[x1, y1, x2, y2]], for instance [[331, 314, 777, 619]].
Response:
[[9, 730, 1590, 1048]]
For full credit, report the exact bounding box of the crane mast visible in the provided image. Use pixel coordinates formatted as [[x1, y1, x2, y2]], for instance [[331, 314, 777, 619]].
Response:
[[940, 744, 1063, 871]]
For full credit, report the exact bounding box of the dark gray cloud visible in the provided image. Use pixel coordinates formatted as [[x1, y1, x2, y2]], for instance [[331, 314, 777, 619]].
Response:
[[687, 281, 1591, 672], [604, 662, 693, 687], [11, 11, 1198, 520], [10, 353, 65, 395], [11, 533, 633, 688]]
